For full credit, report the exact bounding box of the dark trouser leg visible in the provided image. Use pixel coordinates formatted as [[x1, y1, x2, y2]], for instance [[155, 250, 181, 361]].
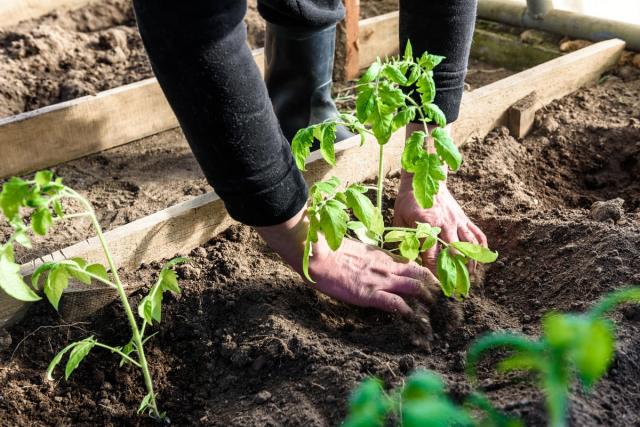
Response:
[[133, 0, 307, 226], [258, 0, 352, 142], [400, 0, 477, 124]]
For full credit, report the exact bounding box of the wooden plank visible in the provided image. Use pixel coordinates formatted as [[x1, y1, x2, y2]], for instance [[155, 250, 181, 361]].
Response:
[[0, 49, 264, 179], [453, 39, 625, 145], [341, 0, 361, 80], [0, 130, 406, 327], [358, 11, 399, 70], [508, 91, 539, 138], [0, 0, 93, 27]]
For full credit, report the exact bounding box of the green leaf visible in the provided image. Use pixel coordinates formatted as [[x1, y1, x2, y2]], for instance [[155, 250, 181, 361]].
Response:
[[52, 200, 65, 218], [119, 339, 136, 367], [319, 123, 337, 166], [399, 233, 420, 261], [86, 264, 109, 283], [403, 40, 413, 61], [370, 106, 394, 145], [302, 217, 319, 282], [0, 254, 40, 302], [343, 378, 390, 427], [138, 265, 183, 325], [348, 221, 379, 245], [392, 106, 416, 131], [65, 337, 95, 379], [384, 230, 410, 243], [416, 223, 440, 252], [319, 200, 349, 251], [416, 72, 436, 105], [31, 262, 56, 289], [453, 254, 471, 298], [291, 127, 314, 171], [402, 400, 473, 427], [31, 208, 53, 236], [402, 371, 445, 401], [34, 170, 53, 187], [0, 177, 30, 220], [138, 393, 153, 415], [425, 104, 447, 128], [437, 248, 457, 297], [401, 131, 426, 173], [450, 242, 498, 263], [412, 154, 446, 209], [419, 53, 445, 70], [313, 176, 341, 197], [44, 266, 69, 310], [13, 229, 31, 249], [382, 64, 408, 85], [359, 61, 382, 84], [378, 82, 405, 109], [574, 319, 614, 389], [67, 258, 91, 285], [345, 187, 376, 231], [47, 341, 81, 381], [356, 85, 376, 123], [432, 127, 462, 171]]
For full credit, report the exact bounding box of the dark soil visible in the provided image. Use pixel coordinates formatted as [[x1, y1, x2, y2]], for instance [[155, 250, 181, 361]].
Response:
[[1, 70, 640, 426]]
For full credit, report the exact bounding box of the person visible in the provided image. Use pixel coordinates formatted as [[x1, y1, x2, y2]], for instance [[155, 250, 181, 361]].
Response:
[[132, 0, 487, 316]]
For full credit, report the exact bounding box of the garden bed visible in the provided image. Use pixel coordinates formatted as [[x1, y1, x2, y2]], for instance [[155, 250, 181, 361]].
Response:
[[1, 67, 639, 425]]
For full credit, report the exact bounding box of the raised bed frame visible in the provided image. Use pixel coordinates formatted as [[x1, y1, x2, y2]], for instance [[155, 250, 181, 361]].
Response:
[[0, 6, 626, 327]]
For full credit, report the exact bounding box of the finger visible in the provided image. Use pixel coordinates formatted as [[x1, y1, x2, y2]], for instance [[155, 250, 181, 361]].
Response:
[[391, 262, 438, 286], [468, 221, 488, 247], [368, 291, 413, 317], [421, 245, 438, 273], [458, 226, 478, 273], [384, 276, 437, 304]]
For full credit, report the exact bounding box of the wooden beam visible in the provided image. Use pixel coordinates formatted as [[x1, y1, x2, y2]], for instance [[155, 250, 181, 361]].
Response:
[[334, 0, 360, 81], [358, 11, 399, 70], [1, 130, 406, 327], [0, 49, 263, 179], [453, 39, 625, 145], [0, 0, 93, 27], [508, 91, 539, 138]]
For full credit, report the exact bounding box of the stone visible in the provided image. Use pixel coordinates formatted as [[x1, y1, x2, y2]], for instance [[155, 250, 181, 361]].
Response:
[[590, 198, 625, 223], [255, 390, 272, 404]]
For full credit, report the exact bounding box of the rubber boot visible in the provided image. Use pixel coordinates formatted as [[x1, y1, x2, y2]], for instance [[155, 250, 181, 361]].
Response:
[[264, 22, 353, 143]]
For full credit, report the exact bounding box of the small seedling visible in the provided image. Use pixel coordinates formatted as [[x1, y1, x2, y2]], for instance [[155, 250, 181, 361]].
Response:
[[292, 41, 497, 299], [466, 287, 640, 427], [343, 370, 522, 427], [0, 171, 185, 420]]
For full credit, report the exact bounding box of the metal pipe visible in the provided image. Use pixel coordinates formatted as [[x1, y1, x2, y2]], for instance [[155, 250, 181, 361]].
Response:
[[526, 0, 553, 19], [478, 0, 640, 51]]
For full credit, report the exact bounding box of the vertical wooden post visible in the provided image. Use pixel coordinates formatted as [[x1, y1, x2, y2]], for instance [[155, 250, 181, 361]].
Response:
[[334, 0, 360, 81]]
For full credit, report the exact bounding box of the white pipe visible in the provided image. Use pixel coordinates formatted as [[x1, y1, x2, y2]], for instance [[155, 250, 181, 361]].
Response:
[[478, 0, 640, 50]]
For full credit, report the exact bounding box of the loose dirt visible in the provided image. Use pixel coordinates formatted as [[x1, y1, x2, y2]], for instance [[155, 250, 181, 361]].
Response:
[[1, 70, 639, 425]]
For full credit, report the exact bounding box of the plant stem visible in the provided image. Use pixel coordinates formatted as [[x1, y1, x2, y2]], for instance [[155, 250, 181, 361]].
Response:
[[94, 342, 142, 368], [377, 144, 385, 213], [69, 190, 161, 418]]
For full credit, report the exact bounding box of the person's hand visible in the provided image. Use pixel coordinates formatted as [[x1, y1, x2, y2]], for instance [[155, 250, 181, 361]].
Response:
[[393, 125, 487, 272], [256, 206, 441, 316]]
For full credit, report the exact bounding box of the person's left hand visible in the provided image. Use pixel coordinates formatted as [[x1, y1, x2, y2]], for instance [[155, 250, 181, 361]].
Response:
[[394, 169, 487, 273]]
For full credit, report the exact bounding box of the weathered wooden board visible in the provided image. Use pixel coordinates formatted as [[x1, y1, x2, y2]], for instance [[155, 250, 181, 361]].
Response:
[[358, 11, 399, 70]]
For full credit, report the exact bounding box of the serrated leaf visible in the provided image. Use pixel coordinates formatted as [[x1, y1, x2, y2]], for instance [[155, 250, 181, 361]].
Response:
[[44, 266, 69, 310], [432, 127, 462, 171], [348, 221, 379, 245], [403, 40, 413, 61], [451, 242, 498, 263], [119, 339, 136, 367], [47, 341, 80, 381], [65, 337, 95, 379], [138, 392, 153, 415], [371, 107, 394, 145], [0, 177, 30, 220], [52, 200, 65, 218], [425, 104, 447, 128], [453, 254, 471, 298], [437, 248, 457, 297], [416, 72, 435, 105], [319, 123, 337, 166], [291, 127, 314, 171], [0, 255, 40, 301], [359, 61, 382, 84], [419, 53, 445, 70], [384, 230, 410, 243], [345, 187, 376, 231], [34, 170, 53, 187], [313, 176, 341, 197], [356, 85, 376, 123], [378, 82, 405, 109], [412, 154, 446, 209], [86, 264, 109, 283], [401, 131, 426, 173], [399, 233, 420, 261], [31, 208, 53, 236], [31, 261, 56, 289], [138, 266, 182, 325], [319, 200, 349, 251], [382, 64, 408, 85], [392, 106, 416, 131]]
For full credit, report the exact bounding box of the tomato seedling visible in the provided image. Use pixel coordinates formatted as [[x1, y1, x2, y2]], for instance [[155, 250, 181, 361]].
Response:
[[343, 370, 522, 427], [0, 171, 184, 420], [292, 41, 497, 299], [466, 287, 640, 427]]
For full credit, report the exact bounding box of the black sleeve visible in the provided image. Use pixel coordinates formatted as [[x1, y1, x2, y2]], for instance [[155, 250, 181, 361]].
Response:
[[132, 0, 307, 227], [399, 0, 477, 123]]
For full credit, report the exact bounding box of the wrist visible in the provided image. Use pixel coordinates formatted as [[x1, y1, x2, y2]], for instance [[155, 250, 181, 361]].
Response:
[[255, 205, 308, 271]]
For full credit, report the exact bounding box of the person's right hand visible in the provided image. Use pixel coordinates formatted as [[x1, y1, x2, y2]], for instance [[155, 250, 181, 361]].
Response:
[[256, 205, 441, 316]]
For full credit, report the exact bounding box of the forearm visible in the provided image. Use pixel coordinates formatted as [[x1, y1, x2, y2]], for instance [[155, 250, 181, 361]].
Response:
[[399, 0, 477, 123], [133, 0, 307, 226]]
